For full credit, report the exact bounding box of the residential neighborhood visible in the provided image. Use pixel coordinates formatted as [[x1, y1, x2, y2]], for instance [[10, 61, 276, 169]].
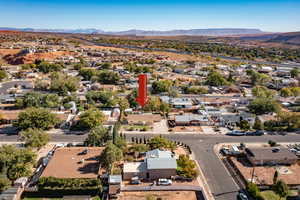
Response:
[[0, 21, 300, 200]]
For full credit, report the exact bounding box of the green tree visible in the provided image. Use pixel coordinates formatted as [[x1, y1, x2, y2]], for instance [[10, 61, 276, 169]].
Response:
[[113, 122, 121, 145], [0, 69, 7, 82], [205, 71, 229, 86], [0, 146, 36, 176], [248, 98, 280, 115], [86, 90, 117, 107], [151, 80, 172, 94], [98, 70, 120, 84], [273, 170, 279, 184], [100, 62, 112, 70], [129, 143, 149, 158], [291, 68, 299, 78], [280, 87, 293, 97], [0, 178, 10, 192], [50, 72, 79, 95], [79, 68, 99, 81], [42, 94, 61, 108], [252, 86, 276, 98], [85, 125, 110, 146], [76, 108, 105, 130], [37, 61, 63, 73], [246, 182, 260, 198], [20, 128, 50, 149], [246, 69, 271, 86], [176, 155, 199, 179], [239, 120, 250, 130], [7, 163, 32, 181], [14, 107, 59, 130], [183, 86, 208, 94], [101, 142, 123, 170], [253, 117, 264, 130], [148, 136, 176, 151], [273, 180, 289, 200], [117, 97, 129, 121], [290, 87, 300, 97]]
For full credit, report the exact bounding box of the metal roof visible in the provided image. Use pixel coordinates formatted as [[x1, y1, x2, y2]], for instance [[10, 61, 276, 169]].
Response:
[[146, 149, 172, 159], [175, 114, 208, 122], [147, 157, 177, 170]]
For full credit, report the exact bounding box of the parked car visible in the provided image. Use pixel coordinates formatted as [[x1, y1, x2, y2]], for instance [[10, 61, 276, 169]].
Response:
[[246, 130, 264, 136], [130, 177, 141, 185], [226, 130, 245, 136], [237, 191, 249, 200], [272, 147, 280, 153], [220, 148, 231, 156], [157, 179, 172, 186]]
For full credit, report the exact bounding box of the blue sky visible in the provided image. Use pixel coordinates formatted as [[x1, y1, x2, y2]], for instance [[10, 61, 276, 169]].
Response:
[[0, 0, 299, 32]]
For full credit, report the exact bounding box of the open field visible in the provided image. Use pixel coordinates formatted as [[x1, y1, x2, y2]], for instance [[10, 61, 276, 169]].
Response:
[[41, 147, 104, 179], [119, 191, 197, 200]]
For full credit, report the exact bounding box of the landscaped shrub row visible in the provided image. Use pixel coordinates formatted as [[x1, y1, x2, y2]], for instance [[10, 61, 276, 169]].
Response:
[[38, 177, 102, 191]]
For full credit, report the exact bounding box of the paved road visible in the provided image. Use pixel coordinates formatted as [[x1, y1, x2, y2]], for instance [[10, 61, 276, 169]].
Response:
[[1, 132, 300, 200], [0, 80, 32, 95]]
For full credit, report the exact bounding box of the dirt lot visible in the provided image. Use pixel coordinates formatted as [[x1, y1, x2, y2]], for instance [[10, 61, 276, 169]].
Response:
[[171, 126, 203, 132], [231, 157, 300, 185], [41, 147, 104, 179], [119, 191, 197, 200]]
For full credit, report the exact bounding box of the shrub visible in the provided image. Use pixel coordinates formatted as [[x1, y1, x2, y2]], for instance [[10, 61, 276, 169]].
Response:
[[268, 140, 277, 147], [38, 177, 101, 191]]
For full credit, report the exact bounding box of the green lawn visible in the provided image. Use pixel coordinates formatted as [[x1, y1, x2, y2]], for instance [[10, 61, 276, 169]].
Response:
[[260, 190, 298, 200]]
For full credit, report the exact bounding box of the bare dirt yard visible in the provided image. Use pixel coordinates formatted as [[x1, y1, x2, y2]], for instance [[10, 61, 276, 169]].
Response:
[[119, 191, 197, 200], [170, 126, 203, 133], [41, 147, 104, 179], [231, 157, 300, 185]]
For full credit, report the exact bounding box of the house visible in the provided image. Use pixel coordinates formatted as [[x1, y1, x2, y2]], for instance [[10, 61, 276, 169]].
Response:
[[123, 149, 177, 180], [173, 114, 210, 126], [170, 98, 193, 109], [245, 147, 298, 166]]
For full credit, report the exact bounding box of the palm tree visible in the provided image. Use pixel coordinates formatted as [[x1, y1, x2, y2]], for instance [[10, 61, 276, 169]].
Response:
[[273, 180, 289, 200]]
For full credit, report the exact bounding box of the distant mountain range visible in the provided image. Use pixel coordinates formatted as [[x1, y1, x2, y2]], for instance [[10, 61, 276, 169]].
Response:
[[0, 27, 264, 36]]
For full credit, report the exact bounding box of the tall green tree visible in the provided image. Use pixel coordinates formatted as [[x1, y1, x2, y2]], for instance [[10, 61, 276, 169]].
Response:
[[0, 69, 7, 82], [248, 98, 280, 115], [14, 108, 59, 130], [205, 71, 229, 86], [0, 178, 10, 192], [291, 68, 299, 78], [98, 70, 120, 84], [76, 108, 105, 130], [273, 170, 279, 185], [7, 163, 32, 181], [273, 180, 289, 200], [151, 80, 172, 94], [253, 117, 264, 130], [101, 142, 123, 170], [20, 128, 50, 149], [85, 125, 110, 146]]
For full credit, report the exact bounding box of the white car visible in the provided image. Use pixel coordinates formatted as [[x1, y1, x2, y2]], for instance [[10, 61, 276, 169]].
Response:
[[157, 179, 172, 186]]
